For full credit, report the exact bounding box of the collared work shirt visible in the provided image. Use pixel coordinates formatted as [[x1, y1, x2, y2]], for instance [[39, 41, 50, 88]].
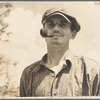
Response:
[[20, 52, 100, 97]]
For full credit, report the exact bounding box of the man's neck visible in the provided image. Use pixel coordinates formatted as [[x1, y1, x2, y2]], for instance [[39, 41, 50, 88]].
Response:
[[46, 44, 69, 68]]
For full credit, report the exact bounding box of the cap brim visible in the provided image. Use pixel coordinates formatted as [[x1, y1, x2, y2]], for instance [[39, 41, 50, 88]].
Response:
[[42, 12, 71, 24]]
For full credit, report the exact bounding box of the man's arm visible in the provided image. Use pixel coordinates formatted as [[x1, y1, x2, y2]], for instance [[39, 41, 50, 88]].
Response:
[[80, 56, 100, 96], [20, 72, 27, 97], [19, 61, 41, 97], [96, 68, 100, 95]]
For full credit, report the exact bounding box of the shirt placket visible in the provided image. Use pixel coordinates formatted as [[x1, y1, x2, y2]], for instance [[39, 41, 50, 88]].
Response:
[[51, 75, 59, 96]]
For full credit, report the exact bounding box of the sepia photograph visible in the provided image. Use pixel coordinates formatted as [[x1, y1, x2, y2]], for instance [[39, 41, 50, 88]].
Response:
[[0, 1, 100, 98]]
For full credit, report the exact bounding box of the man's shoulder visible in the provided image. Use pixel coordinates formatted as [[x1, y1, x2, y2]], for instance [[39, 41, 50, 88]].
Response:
[[74, 54, 100, 72], [25, 60, 41, 71], [21, 60, 41, 78]]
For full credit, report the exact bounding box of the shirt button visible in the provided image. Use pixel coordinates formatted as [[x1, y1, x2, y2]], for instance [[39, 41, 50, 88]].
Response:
[[54, 92, 57, 96]]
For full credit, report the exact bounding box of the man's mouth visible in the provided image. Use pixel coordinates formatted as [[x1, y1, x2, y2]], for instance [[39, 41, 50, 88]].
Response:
[[52, 34, 62, 37], [51, 35, 62, 39], [51, 33, 62, 36]]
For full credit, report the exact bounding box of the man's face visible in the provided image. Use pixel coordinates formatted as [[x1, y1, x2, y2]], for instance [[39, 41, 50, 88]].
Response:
[[44, 15, 76, 45]]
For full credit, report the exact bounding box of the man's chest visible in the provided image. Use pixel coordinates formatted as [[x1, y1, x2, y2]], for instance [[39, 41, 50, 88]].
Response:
[[30, 67, 84, 96]]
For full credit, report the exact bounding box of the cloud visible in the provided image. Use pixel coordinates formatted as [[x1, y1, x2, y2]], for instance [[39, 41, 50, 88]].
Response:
[[3, 7, 46, 63], [4, 7, 42, 47]]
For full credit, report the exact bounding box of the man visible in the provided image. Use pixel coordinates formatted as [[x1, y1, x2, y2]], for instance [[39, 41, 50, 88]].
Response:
[[20, 8, 100, 97]]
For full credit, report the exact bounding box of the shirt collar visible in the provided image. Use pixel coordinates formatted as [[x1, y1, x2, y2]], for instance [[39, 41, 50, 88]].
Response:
[[40, 53, 48, 66], [33, 50, 74, 73], [59, 50, 73, 65], [40, 50, 74, 67], [58, 50, 73, 69]]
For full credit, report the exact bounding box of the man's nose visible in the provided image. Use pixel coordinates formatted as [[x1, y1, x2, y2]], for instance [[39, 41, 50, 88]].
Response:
[[53, 25, 60, 33]]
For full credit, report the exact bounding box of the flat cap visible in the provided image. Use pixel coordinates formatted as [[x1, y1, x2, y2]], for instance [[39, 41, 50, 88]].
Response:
[[42, 8, 81, 32]]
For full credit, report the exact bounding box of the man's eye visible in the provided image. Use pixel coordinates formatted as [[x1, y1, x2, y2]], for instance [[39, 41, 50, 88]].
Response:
[[59, 23, 68, 28], [47, 23, 55, 28]]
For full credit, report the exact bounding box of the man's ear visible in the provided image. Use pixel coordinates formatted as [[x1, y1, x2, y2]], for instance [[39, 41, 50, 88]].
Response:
[[71, 30, 77, 39]]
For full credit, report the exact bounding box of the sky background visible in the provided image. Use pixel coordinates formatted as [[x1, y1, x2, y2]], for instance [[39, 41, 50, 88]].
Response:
[[0, 1, 100, 87]]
